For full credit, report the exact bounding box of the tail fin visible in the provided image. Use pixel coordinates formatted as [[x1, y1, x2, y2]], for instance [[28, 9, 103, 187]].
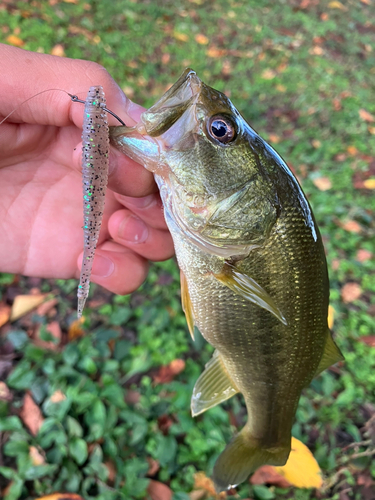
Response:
[[213, 426, 291, 492]]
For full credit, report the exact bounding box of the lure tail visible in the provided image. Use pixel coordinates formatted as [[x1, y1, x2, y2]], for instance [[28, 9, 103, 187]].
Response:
[[212, 426, 291, 492]]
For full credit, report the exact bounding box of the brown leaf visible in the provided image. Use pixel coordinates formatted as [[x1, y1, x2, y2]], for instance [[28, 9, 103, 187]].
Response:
[[105, 460, 116, 483], [6, 34, 24, 47], [35, 321, 62, 350], [20, 392, 44, 436], [313, 176, 332, 191], [50, 389, 66, 403], [368, 126, 375, 135], [29, 445, 45, 465], [268, 134, 281, 144], [356, 249, 373, 262], [358, 336, 375, 347], [207, 46, 227, 58], [0, 381, 12, 401], [341, 220, 362, 233], [34, 495, 84, 500], [193, 472, 227, 498], [161, 53, 170, 65], [341, 282, 362, 303], [173, 32, 188, 42], [328, 0, 347, 9], [68, 317, 85, 341], [147, 480, 173, 500], [251, 465, 292, 488], [261, 68, 277, 80], [125, 389, 140, 405], [50, 44, 65, 57], [147, 457, 160, 477], [195, 34, 209, 45], [153, 359, 185, 384], [37, 298, 58, 316], [0, 303, 11, 327], [347, 145, 358, 155], [359, 109, 375, 123], [10, 294, 47, 321]]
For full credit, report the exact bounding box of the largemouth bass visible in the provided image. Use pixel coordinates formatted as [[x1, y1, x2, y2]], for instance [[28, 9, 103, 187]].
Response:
[[110, 69, 343, 491]]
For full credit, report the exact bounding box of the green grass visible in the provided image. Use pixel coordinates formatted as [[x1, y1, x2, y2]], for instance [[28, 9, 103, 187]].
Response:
[[0, 1, 375, 499]]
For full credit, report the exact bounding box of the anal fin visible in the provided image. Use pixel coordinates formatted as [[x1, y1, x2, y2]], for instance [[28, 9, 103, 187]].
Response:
[[315, 330, 344, 377], [180, 270, 195, 340], [215, 262, 287, 326], [191, 350, 239, 417]]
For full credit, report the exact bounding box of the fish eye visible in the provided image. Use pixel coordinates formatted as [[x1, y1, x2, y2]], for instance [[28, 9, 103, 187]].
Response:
[[207, 115, 236, 144]]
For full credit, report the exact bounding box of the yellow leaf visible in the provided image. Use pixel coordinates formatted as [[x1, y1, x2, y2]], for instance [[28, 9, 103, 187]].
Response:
[[68, 317, 85, 341], [328, 1, 347, 9], [274, 437, 323, 488], [34, 495, 84, 500], [261, 69, 277, 80], [50, 44, 65, 57], [29, 446, 45, 466], [328, 305, 335, 329], [174, 32, 189, 42], [313, 176, 332, 191], [195, 34, 209, 45], [10, 294, 47, 321], [6, 35, 25, 47], [363, 178, 375, 189]]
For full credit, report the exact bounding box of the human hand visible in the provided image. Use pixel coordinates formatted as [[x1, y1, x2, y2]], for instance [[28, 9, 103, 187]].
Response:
[[0, 44, 174, 295]]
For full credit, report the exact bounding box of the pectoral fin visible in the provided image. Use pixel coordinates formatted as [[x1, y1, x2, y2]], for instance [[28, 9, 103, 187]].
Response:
[[315, 330, 344, 377], [180, 271, 195, 340], [191, 350, 239, 417], [215, 262, 287, 326]]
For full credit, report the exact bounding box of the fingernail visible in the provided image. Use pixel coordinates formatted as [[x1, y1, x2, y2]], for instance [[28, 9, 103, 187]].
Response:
[[91, 255, 115, 277], [122, 194, 156, 209], [119, 214, 148, 243]]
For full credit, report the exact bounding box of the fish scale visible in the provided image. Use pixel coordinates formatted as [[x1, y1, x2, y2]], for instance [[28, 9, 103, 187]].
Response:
[[110, 68, 344, 492]]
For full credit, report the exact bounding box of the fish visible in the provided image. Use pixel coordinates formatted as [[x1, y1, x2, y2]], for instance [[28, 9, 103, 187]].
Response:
[[109, 69, 344, 492]]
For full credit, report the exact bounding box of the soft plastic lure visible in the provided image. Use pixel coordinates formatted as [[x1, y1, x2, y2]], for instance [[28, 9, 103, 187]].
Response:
[[77, 86, 109, 318]]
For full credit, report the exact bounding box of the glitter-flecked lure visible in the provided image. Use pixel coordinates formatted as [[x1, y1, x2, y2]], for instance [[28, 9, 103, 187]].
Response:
[[77, 86, 109, 318]]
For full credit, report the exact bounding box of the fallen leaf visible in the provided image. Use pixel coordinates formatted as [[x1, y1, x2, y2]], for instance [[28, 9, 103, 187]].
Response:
[[63, 0, 78, 3], [125, 389, 140, 405], [174, 32, 189, 42], [360, 0, 371, 4], [29, 445, 45, 465], [261, 68, 277, 80], [328, 0, 347, 9], [68, 317, 85, 341], [35, 321, 62, 350], [207, 46, 227, 58], [147, 457, 160, 477], [359, 109, 375, 123], [34, 495, 84, 500], [189, 491, 206, 500], [321, 12, 329, 20], [147, 480, 173, 500], [6, 34, 24, 47], [313, 176, 332, 191], [161, 53, 170, 65], [268, 134, 281, 144], [309, 46, 324, 55], [10, 294, 47, 321], [358, 336, 375, 347], [195, 33, 209, 45], [312, 139, 322, 148], [251, 464, 292, 488], [341, 220, 362, 233], [356, 249, 373, 262], [37, 298, 58, 316], [20, 392, 44, 436], [328, 305, 335, 329], [368, 126, 375, 135], [193, 472, 227, 498], [153, 359, 185, 384], [363, 178, 375, 189], [49, 389, 66, 403], [0, 381, 12, 401], [50, 44, 65, 57], [0, 303, 11, 327], [341, 282, 362, 303], [276, 84, 286, 92], [274, 437, 323, 488], [105, 460, 116, 483], [347, 145, 358, 155]]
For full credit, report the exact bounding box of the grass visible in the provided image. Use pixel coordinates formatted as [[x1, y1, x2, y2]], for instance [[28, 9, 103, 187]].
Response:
[[0, 0, 375, 499]]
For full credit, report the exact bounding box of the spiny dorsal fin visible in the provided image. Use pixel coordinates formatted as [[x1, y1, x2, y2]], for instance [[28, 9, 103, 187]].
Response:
[[180, 270, 195, 340], [191, 350, 239, 417], [315, 330, 344, 377], [215, 262, 287, 326]]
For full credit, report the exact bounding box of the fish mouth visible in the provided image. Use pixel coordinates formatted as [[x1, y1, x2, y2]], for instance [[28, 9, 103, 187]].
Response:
[[138, 68, 202, 137]]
